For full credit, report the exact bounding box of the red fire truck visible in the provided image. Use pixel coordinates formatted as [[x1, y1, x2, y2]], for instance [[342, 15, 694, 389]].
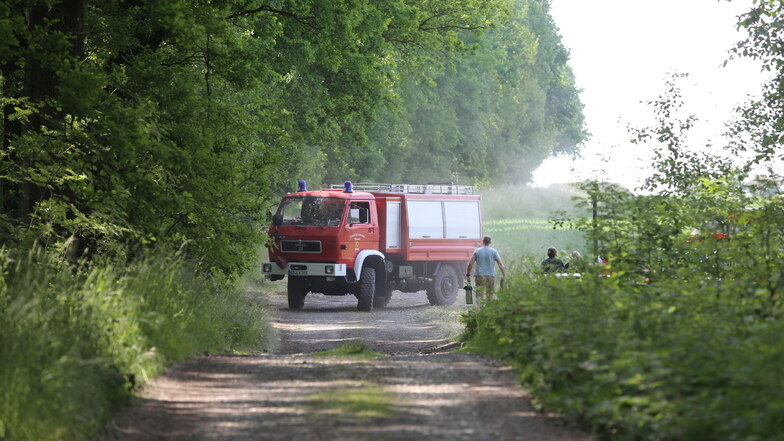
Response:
[[262, 181, 483, 311]]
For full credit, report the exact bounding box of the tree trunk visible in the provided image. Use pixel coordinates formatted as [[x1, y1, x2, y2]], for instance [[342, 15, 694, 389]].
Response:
[[15, 0, 85, 219]]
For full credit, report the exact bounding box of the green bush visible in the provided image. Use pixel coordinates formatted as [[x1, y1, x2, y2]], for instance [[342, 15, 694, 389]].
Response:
[[462, 265, 784, 440], [0, 246, 272, 441]]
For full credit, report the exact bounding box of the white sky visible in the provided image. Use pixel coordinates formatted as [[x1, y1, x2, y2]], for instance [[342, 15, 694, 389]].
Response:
[[531, 0, 768, 189]]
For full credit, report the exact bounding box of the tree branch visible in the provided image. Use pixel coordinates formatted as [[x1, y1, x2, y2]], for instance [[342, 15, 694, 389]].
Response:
[[418, 10, 487, 33], [227, 5, 323, 30], [418, 12, 448, 30], [420, 24, 485, 32]]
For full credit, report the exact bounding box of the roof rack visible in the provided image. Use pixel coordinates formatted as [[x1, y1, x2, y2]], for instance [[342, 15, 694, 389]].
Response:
[[329, 183, 475, 195]]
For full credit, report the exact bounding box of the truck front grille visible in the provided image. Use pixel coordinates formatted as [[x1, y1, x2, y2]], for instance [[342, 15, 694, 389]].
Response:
[[281, 240, 322, 253]]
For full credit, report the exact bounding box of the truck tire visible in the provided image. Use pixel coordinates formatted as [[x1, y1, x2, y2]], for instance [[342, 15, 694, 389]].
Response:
[[287, 277, 307, 310], [373, 282, 393, 309], [357, 267, 376, 312], [427, 264, 459, 306]]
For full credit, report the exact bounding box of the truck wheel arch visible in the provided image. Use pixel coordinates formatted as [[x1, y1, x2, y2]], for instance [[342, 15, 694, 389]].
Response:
[[353, 250, 386, 283]]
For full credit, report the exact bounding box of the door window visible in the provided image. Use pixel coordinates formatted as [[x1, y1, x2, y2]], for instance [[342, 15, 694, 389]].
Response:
[[349, 201, 370, 225]]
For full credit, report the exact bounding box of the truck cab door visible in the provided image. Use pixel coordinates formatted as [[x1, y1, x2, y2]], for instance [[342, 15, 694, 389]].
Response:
[[346, 201, 379, 252]]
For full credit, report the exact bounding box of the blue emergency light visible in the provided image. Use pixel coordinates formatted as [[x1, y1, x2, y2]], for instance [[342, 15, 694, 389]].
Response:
[[343, 181, 353, 193], [298, 180, 307, 192]]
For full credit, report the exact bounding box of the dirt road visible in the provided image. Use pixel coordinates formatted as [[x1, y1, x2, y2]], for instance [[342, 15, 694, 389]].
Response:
[[105, 288, 588, 441]]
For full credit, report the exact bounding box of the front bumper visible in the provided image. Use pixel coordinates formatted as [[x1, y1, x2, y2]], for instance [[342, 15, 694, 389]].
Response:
[[262, 262, 347, 277]]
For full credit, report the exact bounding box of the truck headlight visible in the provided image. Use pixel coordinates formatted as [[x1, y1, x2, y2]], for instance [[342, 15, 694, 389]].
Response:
[[325, 265, 334, 275], [262, 263, 272, 273]]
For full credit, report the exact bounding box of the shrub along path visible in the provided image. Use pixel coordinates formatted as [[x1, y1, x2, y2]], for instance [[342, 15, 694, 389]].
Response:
[[104, 288, 588, 441]]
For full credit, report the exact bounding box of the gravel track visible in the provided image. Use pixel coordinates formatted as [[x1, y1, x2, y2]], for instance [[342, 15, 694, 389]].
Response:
[[104, 288, 589, 441]]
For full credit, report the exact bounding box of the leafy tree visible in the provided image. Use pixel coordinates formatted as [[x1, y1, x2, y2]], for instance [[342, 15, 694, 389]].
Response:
[[0, 0, 508, 275], [360, 0, 586, 185], [731, 1, 784, 175]]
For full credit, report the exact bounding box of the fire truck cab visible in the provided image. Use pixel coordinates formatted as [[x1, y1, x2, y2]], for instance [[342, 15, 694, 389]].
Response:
[[262, 181, 482, 311]]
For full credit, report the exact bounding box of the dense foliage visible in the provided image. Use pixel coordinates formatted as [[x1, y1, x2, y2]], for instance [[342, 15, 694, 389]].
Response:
[[463, 271, 784, 440], [362, 0, 586, 185], [0, 246, 273, 440], [464, 167, 784, 439], [0, 0, 583, 275], [460, 9, 784, 438]]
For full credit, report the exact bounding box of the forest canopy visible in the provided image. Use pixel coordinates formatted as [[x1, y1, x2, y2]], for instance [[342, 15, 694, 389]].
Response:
[[0, 0, 584, 274]]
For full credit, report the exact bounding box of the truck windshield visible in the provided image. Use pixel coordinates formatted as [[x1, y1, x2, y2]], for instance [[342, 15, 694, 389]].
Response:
[[278, 197, 346, 227]]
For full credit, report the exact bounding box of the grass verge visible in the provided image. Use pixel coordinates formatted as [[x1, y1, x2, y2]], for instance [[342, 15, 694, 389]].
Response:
[[310, 341, 387, 359], [307, 382, 396, 420]]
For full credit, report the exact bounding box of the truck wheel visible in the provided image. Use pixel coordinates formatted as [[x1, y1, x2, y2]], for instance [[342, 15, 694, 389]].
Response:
[[427, 264, 459, 306], [287, 277, 307, 310], [357, 267, 376, 312], [373, 282, 393, 309]]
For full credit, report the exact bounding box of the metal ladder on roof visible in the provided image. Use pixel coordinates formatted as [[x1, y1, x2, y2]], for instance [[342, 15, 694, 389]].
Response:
[[329, 183, 475, 195]]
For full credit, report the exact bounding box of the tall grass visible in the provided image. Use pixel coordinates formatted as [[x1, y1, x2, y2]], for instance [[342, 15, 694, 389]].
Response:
[[480, 183, 585, 220], [480, 184, 588, 259], [0, 246, 273, 441], [484, 218, 587, 261]]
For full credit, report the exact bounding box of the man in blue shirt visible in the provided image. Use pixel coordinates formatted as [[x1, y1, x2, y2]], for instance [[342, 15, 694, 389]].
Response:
[[466, 235, 507, 308]]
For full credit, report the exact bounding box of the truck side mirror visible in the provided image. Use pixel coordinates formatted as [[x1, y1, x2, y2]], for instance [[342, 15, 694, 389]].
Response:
[[272, 214, 283, 226]]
